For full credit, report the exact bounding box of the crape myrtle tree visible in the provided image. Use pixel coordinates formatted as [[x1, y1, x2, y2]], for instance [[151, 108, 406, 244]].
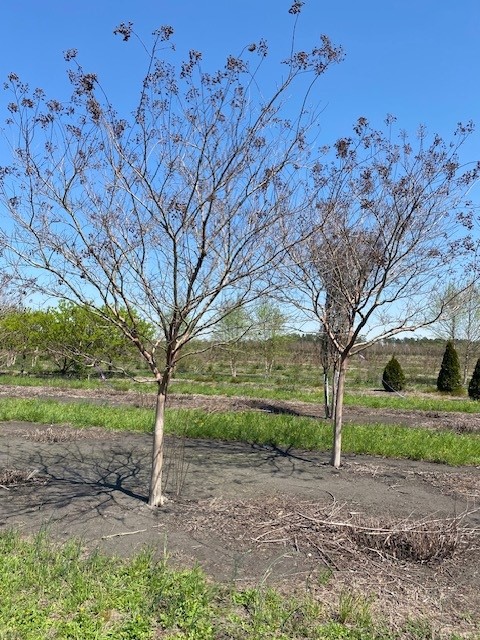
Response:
[[0, 5, 343, 506], [212, 304, 252, 379], [253, 301, 288, 376], [280, 116, 479, 468]]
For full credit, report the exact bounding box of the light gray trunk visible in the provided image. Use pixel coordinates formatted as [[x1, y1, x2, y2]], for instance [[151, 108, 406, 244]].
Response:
[[331, 358, 347, 468], [323, 369, 331, 419], [463, 343, 472, 386], [148, 381, 167, 507]]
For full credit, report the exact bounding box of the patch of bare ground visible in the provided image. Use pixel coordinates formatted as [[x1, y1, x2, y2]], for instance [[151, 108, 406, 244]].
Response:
[[172, 494, 480, 635]]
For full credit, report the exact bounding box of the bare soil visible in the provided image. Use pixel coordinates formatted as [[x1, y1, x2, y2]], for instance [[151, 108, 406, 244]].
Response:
[[1, 384, 479, 635]]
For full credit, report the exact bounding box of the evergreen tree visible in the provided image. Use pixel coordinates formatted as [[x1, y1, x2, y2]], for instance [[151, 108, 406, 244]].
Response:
[[437, 341, 462, 392], [468, 358, 480, 400], [382, 356, 406, 392]]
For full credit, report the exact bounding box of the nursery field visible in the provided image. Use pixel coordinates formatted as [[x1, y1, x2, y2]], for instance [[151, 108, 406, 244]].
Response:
[[0, 373, 479, 638]]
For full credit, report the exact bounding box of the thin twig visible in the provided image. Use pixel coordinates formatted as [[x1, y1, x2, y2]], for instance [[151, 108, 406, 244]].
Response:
[[101, 529, 147, 539]]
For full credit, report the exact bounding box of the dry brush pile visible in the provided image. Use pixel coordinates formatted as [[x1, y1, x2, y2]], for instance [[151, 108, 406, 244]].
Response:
[[177, 494, 479, 569]]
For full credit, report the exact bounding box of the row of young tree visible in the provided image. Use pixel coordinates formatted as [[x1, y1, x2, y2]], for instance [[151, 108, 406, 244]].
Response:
[[0, 301, 289, 377], [382, 341, 480, 400], [0, 4, 479, 506], [431, 283, 480, 384], [0, 302, 153, 375]]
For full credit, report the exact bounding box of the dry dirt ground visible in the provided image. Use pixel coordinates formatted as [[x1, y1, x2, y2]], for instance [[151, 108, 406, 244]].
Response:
[[1, 384, 479, 635]]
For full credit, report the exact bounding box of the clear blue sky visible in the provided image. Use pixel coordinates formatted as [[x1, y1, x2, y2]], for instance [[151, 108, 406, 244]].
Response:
[[1, 0, 479, 159], [1, 1, 478, 332]]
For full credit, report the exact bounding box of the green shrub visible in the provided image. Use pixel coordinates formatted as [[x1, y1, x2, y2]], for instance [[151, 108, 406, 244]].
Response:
[[382, 356, 406, 392], [468, 358, 480, 400], [437, 341, 462, 393]]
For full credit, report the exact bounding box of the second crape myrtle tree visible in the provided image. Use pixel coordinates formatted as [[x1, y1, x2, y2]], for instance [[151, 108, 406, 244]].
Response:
[[279, 117, 480, 468], [0, 7, 343, 506]]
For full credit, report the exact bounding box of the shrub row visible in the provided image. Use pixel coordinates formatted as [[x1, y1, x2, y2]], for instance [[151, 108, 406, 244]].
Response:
[[382, 341, 480, 399]]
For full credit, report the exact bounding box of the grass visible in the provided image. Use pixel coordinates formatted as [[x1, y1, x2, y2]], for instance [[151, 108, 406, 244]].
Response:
[[0, 397, 152, 432], [2, 372, 480, 413], [0, 373, 119, 390], [0, 530, 470, 639], [343, 391, 480, 414], [1, 398, 479, 466]]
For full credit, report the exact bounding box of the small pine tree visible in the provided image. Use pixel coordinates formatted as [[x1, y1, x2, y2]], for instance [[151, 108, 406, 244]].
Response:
[[382, 356, 406, 392], [437, 341, 462, 393], [468, 358, 480, 400]]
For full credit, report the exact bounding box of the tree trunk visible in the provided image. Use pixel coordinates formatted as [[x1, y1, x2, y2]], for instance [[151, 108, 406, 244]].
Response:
[[148, 377, 168, 507], [323, 368, 331, 419], [463, 342, 472, 386], [331, 357, 347, 468]]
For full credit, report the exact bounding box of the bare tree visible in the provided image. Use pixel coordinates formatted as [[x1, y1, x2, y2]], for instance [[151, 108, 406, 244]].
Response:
[[281, 117, 479, 467], [431, 281, 480, 383], [212, 304, 252, 379], [253, 300, 288, 376], [0, 12, 342, 506]]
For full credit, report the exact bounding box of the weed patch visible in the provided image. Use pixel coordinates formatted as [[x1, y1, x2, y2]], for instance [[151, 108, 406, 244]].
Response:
[[1, 398, 479, 465], [0, 531, 473, 639]]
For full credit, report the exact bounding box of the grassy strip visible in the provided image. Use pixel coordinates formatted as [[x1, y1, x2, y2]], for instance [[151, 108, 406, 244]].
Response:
[[1, 398, 479, 466], [2, 373, 480, 412], [0, 373, 113, 390], [0, 530, 468, 640], [0, 373, 325, 402], [0, 397, 153, 432], [343, 392, 480, 414], [170, 410, 480, 467]]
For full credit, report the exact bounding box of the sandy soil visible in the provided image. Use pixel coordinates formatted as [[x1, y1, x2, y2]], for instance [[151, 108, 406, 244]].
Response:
[[0, 385, 479, 635]]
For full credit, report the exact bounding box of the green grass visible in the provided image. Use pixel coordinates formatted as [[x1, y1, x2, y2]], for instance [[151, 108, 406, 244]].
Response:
[[343, 392, 480, 414], [1, 398, 479, 465], [0, 372, 327, 401], [0, 397, 153, 432], [0, 530, 213, 640], [168, 410, 480, 466], [3, 373, 480, 413], [0, 531, 470, 639], [0, 373, 121, 390]]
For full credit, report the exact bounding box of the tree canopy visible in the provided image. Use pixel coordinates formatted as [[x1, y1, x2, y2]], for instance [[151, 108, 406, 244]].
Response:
[[0, 6, 343, 505]]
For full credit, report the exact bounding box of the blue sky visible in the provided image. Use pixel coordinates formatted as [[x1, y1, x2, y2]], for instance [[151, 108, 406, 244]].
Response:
[[1, 1, 478, 333], [1, 0, 479, 163]]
